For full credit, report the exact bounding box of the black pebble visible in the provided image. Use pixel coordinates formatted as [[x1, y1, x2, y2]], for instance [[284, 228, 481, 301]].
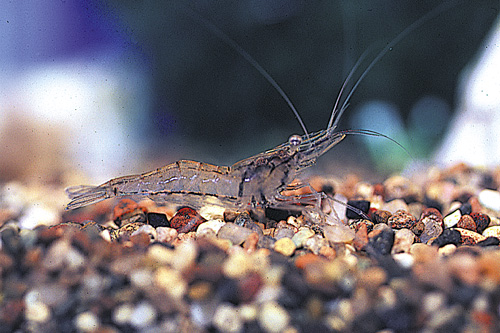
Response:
[[147, 212, 169, 228], [459, 202, 472, 215], [346, 200, 370, 219], [368, 228, 394, 256], [432, 229, 461, 247], [476, 237, 500, 247]]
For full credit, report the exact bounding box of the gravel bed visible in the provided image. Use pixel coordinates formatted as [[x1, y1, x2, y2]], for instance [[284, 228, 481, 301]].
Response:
[[1, 163, 500, 332]]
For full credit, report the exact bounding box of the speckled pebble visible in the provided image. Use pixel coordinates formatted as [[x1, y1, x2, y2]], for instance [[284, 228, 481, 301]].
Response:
[[258, 301, 290, 333], [482, 226, 500, 239], [470, 213, 491, 234], [274, 237, 296, 256], [453, 227, 486, 245], [388, 210, 417, 229], [456, 215, 477, 232], [443, 209, 462, 228]]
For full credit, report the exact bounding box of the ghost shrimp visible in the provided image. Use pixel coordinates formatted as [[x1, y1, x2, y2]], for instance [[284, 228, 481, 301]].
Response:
[[65, 3, 449, 212], [65, 130, 346, 211]]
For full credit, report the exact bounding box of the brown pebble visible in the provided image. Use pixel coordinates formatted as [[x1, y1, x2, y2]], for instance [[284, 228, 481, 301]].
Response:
[[353, 223, 369, 251], [295, 253, 324, 269], [238, 272, 263, 303], [447, 253, 480, 285], [388, 210, 417, 229], [456, 215, 477, 232], [420, 208, 443, 225], [318, 246, 336, 260], [371, 210, 391, 224], [223, 210, 238, 222], [469, 196, 483, 214], [470, 212, 491, 234], [243, 232, 259, 252], [170, 207, 206, 233]]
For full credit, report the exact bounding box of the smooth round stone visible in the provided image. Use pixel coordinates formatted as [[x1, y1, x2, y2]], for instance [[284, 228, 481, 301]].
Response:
[[239, 304, 258, 321], [217, 223, 253, 245], [391, 228, 415, 254], [392, 252, 414, 269], [147, 244, 174, 265], [482, 226, 500, 239], [25, 300, 51, 323], [199, 205, 225, 220], [273, 237, 296, 256], [478, 189, 500, 212], [323, 224, 355, 243], [197, 220, 226, 238], [438, 244, 457, 257], [381, 199, 409, 214], [18, 204, 59, 229], [292, 228, 315, 247], [130, 302, 157, 328], [258, 301, 290, 333], [75, 311, 100, 332], [443, 210, 462, 229], [130, 268, 154, 289], [113, 303, 133, 325], [222, 252, 252, 279], [274, 227, 295, 240], [212, 303, 243, 333], [156, 227, 178, 243], [155, 267, 187, 299]]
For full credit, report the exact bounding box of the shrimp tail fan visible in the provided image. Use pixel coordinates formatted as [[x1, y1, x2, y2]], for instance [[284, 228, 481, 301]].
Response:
[[65, 185, 111, 210]]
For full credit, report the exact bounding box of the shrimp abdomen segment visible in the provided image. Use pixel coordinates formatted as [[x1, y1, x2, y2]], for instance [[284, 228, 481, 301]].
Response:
[[65, 160, 242, 210]]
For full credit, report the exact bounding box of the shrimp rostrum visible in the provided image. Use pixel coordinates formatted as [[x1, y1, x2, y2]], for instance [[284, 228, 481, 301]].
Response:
[[65, 4, 446, 213]]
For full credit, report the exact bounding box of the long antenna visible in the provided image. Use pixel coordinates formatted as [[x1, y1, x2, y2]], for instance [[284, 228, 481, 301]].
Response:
[[329, 1, 459, 130], [183, 7, 310, 140]]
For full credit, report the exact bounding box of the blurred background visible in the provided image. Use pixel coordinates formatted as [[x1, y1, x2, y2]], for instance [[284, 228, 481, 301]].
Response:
[[0, 0, 499, 186]]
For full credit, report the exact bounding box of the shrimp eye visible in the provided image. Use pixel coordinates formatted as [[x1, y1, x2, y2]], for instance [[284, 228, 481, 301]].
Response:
[[288, 134, 302, 147]]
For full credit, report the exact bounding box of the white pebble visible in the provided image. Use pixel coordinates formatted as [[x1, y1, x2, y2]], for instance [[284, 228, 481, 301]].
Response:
[[443, 209, 461, 228], [18, 204, 59, 229], [130, 302, 157, 328], [479, 189, 500, 212], [258, 301, 290, 333], [199, 205, 225, 220], [212, 303, 243, 333], [25, 301, 50, 323], [113, 303, 134, 325], [75, 311, 100, 332], [392, 253, 414, 269], [196, 219, 226, 237]]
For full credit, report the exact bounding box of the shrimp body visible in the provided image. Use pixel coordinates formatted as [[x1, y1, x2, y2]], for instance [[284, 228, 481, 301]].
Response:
[[65, 129, 345, 210]]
